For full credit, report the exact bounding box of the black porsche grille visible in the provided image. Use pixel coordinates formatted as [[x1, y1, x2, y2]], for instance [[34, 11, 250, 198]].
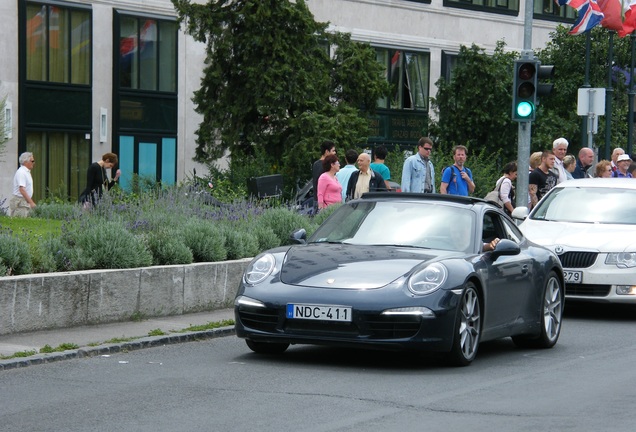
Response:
[[240, 306, 422, 340], [566, 284, 611, 297], [558, 252, 598, 268], [364, 314, 421, 339], [238, 307, 279, 332]]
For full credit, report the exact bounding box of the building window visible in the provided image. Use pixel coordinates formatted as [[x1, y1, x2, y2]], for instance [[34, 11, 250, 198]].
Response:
[[26, 3, 91, 84], [444, 0, 519, 15], [114, 11, 178, 189], [21, 1, 92, 201], [26, 131, 90, 201], [376, 48, 430, 111], [534, 0, 576, 21], [119, 16, 177, 92], [441, 51, 459, 82]]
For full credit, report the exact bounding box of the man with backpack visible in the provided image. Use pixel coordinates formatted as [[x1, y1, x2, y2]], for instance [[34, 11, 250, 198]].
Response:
[[440, 145, 475, 196]]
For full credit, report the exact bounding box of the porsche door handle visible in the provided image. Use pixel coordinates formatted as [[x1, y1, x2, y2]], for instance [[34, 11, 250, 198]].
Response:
[[521, 264, 529, 274]]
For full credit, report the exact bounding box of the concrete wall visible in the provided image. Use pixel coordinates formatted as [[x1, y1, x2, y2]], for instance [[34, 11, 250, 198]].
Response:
[[0, 259, 250, 336]]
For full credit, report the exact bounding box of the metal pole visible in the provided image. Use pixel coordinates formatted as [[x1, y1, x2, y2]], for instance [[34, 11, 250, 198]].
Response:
[[515, 0, 534, 209], [605, 31, 615, 160], [581, 33, 592, 148]]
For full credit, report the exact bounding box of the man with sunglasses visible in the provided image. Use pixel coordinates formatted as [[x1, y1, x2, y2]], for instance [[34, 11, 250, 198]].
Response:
[[9, 152, 37, 217], [401, 137, 435, 193]]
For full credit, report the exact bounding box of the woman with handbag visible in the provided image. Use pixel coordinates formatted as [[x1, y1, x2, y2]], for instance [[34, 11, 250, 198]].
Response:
[[497, 162, 517, 216], [489, 161, 517, 216]]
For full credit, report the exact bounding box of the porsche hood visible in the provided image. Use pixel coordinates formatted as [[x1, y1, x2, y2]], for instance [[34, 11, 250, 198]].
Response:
[[279, 243, 445, 289]]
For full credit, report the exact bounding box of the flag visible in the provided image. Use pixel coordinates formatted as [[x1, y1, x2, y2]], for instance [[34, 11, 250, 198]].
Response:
[[597, 0, 623, 31], [555, 0, 604, 35], [620, 0, 636, 37]]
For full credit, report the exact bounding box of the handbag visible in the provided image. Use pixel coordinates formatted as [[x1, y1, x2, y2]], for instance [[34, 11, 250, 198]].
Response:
[[484, 179, 504, 207]]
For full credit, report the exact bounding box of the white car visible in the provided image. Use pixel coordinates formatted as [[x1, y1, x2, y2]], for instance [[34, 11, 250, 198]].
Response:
[[512, 178, 636, 303]]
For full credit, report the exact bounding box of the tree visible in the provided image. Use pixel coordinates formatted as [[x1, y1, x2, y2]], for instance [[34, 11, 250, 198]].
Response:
[[171, 0, 389, 189], [535, 26, 632, 155], [429, 41, 519, 163]]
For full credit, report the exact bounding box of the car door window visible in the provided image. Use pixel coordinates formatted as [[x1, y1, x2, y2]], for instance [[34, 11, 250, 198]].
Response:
[[482, 212, 506, 244], [501, 216, 523, 244]]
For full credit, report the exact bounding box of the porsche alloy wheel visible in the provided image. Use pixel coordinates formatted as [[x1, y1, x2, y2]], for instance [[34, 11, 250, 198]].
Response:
[[513, 271, 563, 349], [246, 339, 290, 354], [448, 283, 481, 367]]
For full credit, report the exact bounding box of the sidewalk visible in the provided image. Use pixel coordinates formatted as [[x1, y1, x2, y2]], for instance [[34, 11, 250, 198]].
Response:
[[0, 309, 235, 370]]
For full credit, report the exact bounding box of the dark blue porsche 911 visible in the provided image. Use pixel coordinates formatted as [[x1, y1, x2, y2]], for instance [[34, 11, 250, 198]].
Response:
[[234, 193, 564, 366]]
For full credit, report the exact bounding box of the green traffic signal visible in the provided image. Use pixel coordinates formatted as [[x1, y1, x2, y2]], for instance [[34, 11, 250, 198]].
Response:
[[516, 101, 534, 118]]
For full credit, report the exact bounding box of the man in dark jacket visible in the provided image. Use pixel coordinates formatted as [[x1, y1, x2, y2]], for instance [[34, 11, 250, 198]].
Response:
[[572, 147, 594, 179], [345, 152, 386, 201]]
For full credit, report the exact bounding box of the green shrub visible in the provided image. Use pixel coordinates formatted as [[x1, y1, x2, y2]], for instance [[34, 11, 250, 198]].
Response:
[[220, 225, 260, 260], [258, 208, 313, 245], [250, 224, 281, 251], [30, 240, 57, 274], [0, 257, 7, 277], [31, 203, 82, 220], [42, 236, 95, 272], [181, 219, 227, 262], [55, 219, 152, 270], [147, 229, 193, 265], [0, 233, 33, 275]]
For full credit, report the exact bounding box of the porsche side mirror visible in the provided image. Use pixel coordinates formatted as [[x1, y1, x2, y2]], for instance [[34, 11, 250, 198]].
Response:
[[289, 228, 307, 245], [490, 239, 520, 259]]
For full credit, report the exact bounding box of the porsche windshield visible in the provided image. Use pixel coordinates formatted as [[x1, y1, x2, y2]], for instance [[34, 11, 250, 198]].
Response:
[[531, 187, 636, 224], [310, 201, 476, 253]]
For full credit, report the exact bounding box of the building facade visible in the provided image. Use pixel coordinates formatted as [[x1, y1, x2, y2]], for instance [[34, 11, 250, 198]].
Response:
[[0, 0, 573, 204]]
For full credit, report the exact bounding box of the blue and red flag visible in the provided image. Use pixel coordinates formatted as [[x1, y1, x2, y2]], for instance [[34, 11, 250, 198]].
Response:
[[555, 0, 604, 35]]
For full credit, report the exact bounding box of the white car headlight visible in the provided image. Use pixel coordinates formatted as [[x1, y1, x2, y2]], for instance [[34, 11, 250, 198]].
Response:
[[605, 252, 636, 268], [408, 263, 448, 295], [244, 253, 276, 285]]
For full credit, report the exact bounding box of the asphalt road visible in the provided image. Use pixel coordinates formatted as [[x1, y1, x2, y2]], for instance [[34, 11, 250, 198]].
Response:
[[1, 303, 635, 432]]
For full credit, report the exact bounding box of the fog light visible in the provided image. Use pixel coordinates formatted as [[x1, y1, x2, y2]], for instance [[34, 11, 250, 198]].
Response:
[[616, 285, 636, 295], [381, 307, 435, 318]]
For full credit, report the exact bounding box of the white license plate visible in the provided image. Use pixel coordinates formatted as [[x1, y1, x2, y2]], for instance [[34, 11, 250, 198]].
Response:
[[564, 270, 582, 284], [286, 304, 352, 322]]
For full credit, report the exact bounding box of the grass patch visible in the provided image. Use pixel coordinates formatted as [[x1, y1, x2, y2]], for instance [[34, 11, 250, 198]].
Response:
[[0, 216, 63, 239], [39, 343, 80, 353], [0, 349, 37, 359], [148, 328, 167, 336], [180, 319, 235, 332]]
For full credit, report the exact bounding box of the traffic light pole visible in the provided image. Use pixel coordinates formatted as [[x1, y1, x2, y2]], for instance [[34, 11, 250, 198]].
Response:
[[515, 0, 534, 210]]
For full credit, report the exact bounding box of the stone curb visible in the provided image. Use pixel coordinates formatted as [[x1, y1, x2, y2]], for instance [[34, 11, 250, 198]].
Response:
[[0, 325, 235, 371]]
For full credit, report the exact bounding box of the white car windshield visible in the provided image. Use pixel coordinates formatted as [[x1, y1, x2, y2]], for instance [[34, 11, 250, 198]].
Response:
[[531, 187, 636, 225]]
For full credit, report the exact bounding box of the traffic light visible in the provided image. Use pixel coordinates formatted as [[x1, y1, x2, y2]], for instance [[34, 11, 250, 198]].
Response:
[[536, 63, 555, 105], [512, 59, 538, 122]]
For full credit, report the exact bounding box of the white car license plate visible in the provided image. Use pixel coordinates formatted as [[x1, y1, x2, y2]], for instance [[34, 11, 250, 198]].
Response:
[[563, 270, 582, 284], [286, 304, 352, 322]]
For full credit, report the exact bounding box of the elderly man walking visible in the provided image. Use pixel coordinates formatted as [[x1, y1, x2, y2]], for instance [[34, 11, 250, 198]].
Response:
[[345, 152, 385, 201], [9, 152, 37, 217]]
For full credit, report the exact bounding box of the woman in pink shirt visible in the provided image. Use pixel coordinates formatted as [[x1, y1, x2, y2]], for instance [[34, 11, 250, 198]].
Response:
[[317, 154, 342, 209]]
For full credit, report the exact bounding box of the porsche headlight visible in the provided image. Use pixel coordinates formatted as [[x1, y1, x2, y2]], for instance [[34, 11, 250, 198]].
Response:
[[244, 253, 276, 285], [408, 263, 448, 295], [605, 252, 636, 268]]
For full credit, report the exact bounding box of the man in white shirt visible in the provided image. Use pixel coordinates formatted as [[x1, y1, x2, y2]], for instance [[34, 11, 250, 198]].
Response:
[[9, 152, 37, 217], [551, 137, 569, 184]]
